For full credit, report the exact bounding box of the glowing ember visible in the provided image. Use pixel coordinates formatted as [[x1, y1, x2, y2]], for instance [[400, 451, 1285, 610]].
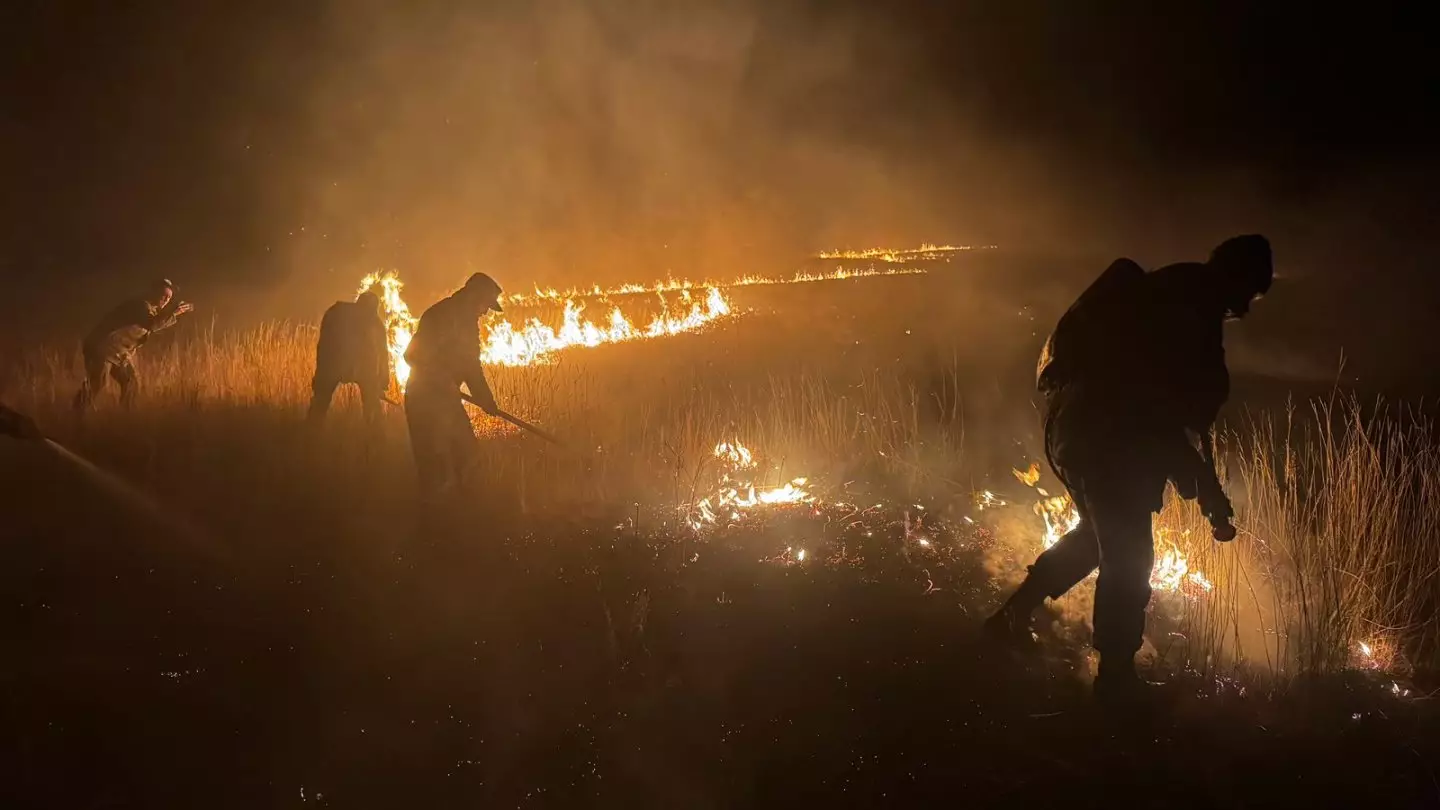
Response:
[[975, 490, 1007, 510], [689, 440, 813, 529], [480, 287, 733, 367], [1351, 638, 1397, 671], [1013, 462, 1042, 488]]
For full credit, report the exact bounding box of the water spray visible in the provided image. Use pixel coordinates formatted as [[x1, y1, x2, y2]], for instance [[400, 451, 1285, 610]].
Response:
[[38, 436, 222, 559]]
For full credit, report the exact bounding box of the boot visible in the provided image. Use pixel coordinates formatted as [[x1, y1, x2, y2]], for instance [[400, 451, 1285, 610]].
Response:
[[1093, 654, 1155, 709], [983, 577, 1047, 644]]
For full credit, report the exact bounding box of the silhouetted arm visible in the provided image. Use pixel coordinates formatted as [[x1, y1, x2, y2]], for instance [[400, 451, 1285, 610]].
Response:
[[148, 301, 193, 334], [1164, 432, 1234, 539], [462, 360, 498, 414]]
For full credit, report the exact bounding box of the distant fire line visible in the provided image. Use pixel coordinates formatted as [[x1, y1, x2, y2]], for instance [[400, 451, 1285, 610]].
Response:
[[500, 265, 932, 308]]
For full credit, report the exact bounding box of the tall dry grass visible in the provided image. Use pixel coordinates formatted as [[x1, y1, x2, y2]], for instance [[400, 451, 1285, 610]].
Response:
[[1151, 401, 1440, 683], [5, 319, 1438, 682]]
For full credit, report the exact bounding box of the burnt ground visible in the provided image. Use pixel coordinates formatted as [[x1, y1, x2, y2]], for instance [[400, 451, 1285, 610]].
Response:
[[3, 437, 1437, 809]]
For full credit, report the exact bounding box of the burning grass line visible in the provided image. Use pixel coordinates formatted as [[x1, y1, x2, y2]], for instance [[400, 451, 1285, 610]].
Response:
[[499, 262, 941, 308]]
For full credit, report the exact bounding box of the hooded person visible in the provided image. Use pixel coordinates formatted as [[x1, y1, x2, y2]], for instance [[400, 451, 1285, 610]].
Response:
[[309, 286, 391, 423], [402, 272, 504, 500], [987, 235, 1273, 702], [73, 278, 193, 410]]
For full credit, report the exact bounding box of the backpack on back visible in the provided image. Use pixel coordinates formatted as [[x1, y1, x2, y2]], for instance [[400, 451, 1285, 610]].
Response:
[[1036, 258, 1147, 396]]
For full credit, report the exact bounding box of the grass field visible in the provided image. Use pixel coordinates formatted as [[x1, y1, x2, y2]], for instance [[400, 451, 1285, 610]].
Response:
[[2, 268, 1437, 805]]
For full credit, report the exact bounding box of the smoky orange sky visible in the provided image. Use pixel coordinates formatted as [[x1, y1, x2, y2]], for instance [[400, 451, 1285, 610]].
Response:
[[2, 2, 1437, 349]]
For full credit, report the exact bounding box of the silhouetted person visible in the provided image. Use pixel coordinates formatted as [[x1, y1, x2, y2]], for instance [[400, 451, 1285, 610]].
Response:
[[74, 278, 193, 410], [986, 235, 1273, 701], [309, 287, 391, 423], [1, 403, 42, 440], [403, 272, 504, 500]]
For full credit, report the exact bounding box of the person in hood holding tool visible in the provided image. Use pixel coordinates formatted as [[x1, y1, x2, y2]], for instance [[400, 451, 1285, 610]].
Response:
[[309, 285, 391, 423], [73, 278, 193, 410], [402, 272, 505, 500], [986, 235, 1273, 703]]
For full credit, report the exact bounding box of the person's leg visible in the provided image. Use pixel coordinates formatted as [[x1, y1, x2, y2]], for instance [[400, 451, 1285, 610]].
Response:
[[112, 360, 138, 407], [986, 431, 1101, 637], [442, 398, 479, 491], [73, 354, 109, 411], [1029, 516, 1102, 597], [406, 393, 444, 498], [308, 374, 340, 423], [985, 511, 1099, 638], [1087, 479, 1161, 687], [357, 379, 386, 423]]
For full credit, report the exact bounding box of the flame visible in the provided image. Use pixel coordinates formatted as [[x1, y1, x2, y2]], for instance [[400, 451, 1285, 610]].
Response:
[[689, 440, 813, 529], [480, 286, 732, 367], [1151, 540, 1214, 593], [814, 243, 975, 262], [358, 272, 736, 389], [1012, 462, 1042, 488], [1035, 493, 1081, 550], [358, 271, 419, 389], [1013, 462, 1212, 595], [498, 258, 953, 308]]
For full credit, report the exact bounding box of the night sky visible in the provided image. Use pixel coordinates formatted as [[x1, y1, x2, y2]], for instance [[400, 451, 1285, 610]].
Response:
[[2, 2, 1437, 350]]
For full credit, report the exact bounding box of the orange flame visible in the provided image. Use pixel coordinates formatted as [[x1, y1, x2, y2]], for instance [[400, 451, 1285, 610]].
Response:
[[481, 287, 732, 367], [689, 439, 813, 529], [358, 271, 419, 389], [498, 259, 951, 308], [814, 243, 976, 262], [359, 271, 738, 389], [1011, 464, 1212, 596]]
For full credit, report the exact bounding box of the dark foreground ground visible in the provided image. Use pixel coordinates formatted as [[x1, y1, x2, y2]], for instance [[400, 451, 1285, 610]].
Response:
[[3, 435, 1437, 809]]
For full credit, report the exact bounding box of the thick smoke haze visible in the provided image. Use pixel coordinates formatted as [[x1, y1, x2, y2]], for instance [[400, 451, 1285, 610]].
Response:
[[287, 1, 960, 294], [3, 1, 1437, 382]]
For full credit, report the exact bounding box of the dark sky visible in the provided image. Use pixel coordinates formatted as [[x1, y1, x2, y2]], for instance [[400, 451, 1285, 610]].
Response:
[[2, 1, 1437, 341]]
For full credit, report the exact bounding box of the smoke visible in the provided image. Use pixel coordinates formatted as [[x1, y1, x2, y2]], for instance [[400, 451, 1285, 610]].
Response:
[[277, 3, 917, 297], [5, 0, 1438, 382]]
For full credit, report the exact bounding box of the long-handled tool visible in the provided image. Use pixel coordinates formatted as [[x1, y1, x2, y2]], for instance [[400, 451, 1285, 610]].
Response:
[[460, 393, 566, 447], [383, 392, 566, 447]]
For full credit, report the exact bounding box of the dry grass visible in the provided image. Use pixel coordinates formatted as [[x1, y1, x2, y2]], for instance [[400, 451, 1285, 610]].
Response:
[[1147, 401, 1440, 685], [5, 313, 1438, 685]]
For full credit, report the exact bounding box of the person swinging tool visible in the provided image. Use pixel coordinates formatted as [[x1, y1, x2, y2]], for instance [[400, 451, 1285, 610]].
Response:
[[985, 235, 1273, 702], [402, 272, 505, 500], [309, 285, 391, 423]]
